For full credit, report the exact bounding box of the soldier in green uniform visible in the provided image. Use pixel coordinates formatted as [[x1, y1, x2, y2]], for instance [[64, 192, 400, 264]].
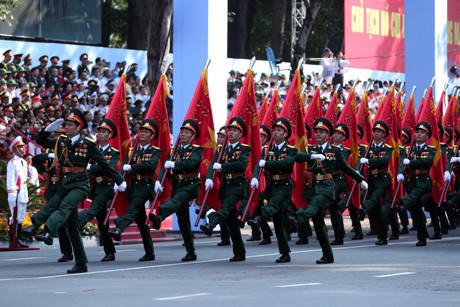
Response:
[[79, 119, 119, 262], [149, 119, 202, 262], [200, 117, 249, 262], [249, 118, 298, 263], [294, 118, 366, 264], [328, 123, 351, 245], [32, 127, 74, 262], [397, 122, 435, 246], [109, 119, 161, 262], [26, 109, 126, 274], [359, 121, 395, 245]]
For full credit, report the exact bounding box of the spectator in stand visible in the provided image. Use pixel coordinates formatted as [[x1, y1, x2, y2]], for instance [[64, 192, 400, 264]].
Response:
[[320, 48, 335, 84], [77, 53, 92, 78], [24, 153, 39, 188], [333, 51, 349, 87]]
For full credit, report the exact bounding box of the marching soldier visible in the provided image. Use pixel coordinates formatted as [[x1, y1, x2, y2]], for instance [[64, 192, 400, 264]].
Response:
[[109, 119, 161, 262], [149, 119, 202, 262], [79, 119, 119, 262], [397, 122, 435, 246], [25, 109, 126, 273], [6, 136, 29, 248], [200, 117, 249, 262], [359, 121, 396, 245], [249, 118, 298, 263], [328, 123, 351, 245], [294, 118, 367, 264]]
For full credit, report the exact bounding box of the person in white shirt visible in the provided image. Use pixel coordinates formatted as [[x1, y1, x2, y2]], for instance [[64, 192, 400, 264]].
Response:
[[24, 153, 39, 188], [333, 51, 350, 87], [320, 48, 335, 84], [6, 136, 29, 247]]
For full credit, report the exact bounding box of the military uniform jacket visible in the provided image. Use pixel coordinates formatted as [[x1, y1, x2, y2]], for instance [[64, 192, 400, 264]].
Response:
[[333, 145, 351, 194], [253, 142, 297, 196], [36, 131, 124, 191], [125, 144, 161, 186], [295, 143, 364, 200], [207, 142, 250, 197], [6, 154, 28, 203], [364, 143, 393, 189], [397, 143, 435, 191], [88, 145, 120, 196], [158, 144, 202, 197], [32, 152, 59, 200]]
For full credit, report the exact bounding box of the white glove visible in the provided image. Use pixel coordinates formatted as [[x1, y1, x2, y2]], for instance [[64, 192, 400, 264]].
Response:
[[403, 158, 410, 166], [122, 164, 131, 172], [213, 163, 222, 170], [397, 174, 404, 182], [360, 181, 368, 190], [118, 181, 127, 192], [259, 159, 266, 168], [450, 157, 460, 164], [164, 161, 175, 169], [205, 179, 214, 190], [360, 158, 369, 164], [311, 154, 325, 161], [44, 118, 64, 132], [444, 171, 451, 182], [86, 164, 91, 171], [250, 178, 259, 189], [154, 180, 163, 193], [48, 153, 55, 159], [113, 183, 119, 192]]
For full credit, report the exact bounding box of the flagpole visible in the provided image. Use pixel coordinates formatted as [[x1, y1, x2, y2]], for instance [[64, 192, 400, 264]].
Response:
[[194, 134, 229, 227]]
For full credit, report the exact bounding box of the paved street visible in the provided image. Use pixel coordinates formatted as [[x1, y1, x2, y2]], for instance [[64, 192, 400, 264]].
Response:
[[1, 220, 460, 307]]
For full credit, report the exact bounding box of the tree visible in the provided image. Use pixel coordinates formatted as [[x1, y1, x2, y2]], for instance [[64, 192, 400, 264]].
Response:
[[0, 0, 25, 26]]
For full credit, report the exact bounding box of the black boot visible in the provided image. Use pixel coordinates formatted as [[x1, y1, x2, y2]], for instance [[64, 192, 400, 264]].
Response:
[[17, 223, 29, 248]]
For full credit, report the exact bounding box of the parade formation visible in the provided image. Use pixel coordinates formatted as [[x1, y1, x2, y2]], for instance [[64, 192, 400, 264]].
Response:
[[1, 49, 460, 276]]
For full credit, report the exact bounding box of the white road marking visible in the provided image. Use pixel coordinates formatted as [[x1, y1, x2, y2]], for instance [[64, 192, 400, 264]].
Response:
[[2, 257, 43, 262], [55, 292, 67, 294], [275, 283, 322, 288], [154, 293, 210, 301], [374, 272, 415, 278]]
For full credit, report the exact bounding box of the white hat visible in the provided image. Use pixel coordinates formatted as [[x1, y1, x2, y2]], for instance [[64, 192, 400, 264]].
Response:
[[10, 136, 25, 150]]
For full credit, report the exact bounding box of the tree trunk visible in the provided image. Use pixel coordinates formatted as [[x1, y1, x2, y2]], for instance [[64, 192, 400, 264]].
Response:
[[146, 0, 173, 91], [270, 0, 287, 59], [291, 0, 321, 72], [228, 0, 250, 58], [127, 0, 151, 50]]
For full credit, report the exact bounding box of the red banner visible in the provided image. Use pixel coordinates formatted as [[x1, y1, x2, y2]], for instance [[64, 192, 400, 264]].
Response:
[[345, 0, 405, 72], [448, 0, 460, 68]]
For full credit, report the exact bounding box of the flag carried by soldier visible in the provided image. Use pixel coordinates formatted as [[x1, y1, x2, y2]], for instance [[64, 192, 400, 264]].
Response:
[[356, 86, 373, 144], [303, 85, 322, 145]]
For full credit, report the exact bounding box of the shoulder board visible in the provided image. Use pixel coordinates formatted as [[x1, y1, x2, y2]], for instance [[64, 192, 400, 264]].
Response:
[[59, 135, 68, 139], [217, 144, 222, 149], [152, 145, 161, 150], [110, 147, 120, 152], [85, 137, 96, 143], [192, 144, 200, 148], [360, 144, 368, 148], [262, 145, 269, 149], [286, 145, 295, 149], [384, 144, 392, 148], [427, 145, 435, 149], [343, 146, 351, 151], [330, 144, 341, 150], [240, 143, 250, 148]]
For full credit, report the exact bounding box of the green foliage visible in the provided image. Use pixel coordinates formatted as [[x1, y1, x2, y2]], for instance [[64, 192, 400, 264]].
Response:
[[82, 222, 98, 238], [0, 0, 25, 26]]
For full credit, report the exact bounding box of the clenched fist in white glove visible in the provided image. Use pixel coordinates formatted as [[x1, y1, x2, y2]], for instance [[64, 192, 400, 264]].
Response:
[[44, 118, 64, 132], [259, 159, 266, 168], [250, 178, 259, 189], [403, 158, 410, 166], [397, 174, 404, 182], [164, 161, 175, 169], [154, 180, 163, 193], [205, 179, 214, 190], [118, 181, 127, 192], [360, 181, 368, 190], [122, 164, 131, 172], [360, 158, 369, 164], [86, 164, 92, 171], [450, 157, 460, 164], [48, 153, 55, 159], [311, 154, 325, 161], [444, 171, 451, 182], [213, 163, 222, 170]]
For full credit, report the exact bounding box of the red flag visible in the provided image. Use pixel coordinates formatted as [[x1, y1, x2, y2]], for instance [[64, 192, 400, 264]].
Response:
[[227, 69, 261, 214], [444, 91, 459, 147], [183, 69, 221, 210], [258, 92, 270, 122], [261, 89, 281, 128], [374, 85, 400, 192], [338, 87, 360, 207], [303, 87, 322, 145], [415, 92, 426, 122], [418, 86, 443, 204], [105, 74, 132, 216], [435, 88, 446, 144], [395, 90, 404, 131], [356, 89, 373, 144], [324, 91, 339, 128], [144, 74, 172, 205], [401, 93, 416, 136], [279, 69, 307, 209]]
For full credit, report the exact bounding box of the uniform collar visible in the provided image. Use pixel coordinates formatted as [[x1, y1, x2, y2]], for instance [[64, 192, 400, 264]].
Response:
[[70, 134, 80, 145], [100, 144, 110, 152]]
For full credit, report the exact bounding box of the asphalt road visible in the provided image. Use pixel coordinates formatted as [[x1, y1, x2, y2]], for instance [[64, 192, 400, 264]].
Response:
[[1, 222, 460, 307]]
